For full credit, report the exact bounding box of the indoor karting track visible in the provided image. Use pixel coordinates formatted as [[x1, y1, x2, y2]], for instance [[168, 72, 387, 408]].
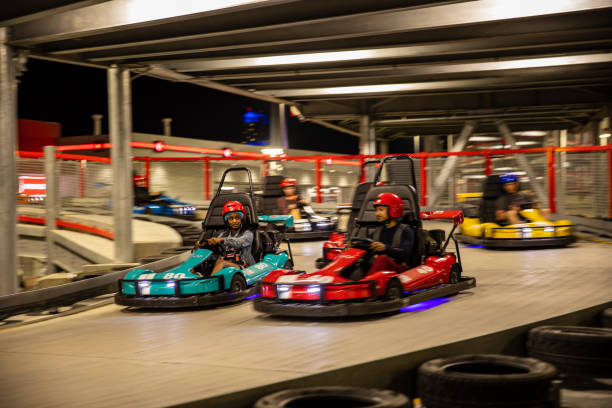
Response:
[[1, 222, 611, 408]]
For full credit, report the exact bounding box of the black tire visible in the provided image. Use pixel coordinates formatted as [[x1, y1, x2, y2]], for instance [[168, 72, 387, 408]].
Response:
[[418, 354, 558, 408], [315, 257, 326, 269], [145, 208, 154, 215], [602, 308, 612, 328], [254, 386, 411, 408], [527, 325, 612, 376], [384, 279, 402, 301], [448, 264, 460, 285], [229, 274, 247, 293], [283, 260, 293, 269]]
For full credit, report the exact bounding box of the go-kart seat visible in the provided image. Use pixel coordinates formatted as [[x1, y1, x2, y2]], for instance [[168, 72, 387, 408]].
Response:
[[480, 175, 504, 223], [202, 192, 263, 262], [346, 181, 373, 238], [353, 184, 424, 268]]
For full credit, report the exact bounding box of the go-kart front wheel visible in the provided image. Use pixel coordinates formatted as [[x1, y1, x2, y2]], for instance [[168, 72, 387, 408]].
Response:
[[384, 279, 403, 301], [230, 274, 247, 292]]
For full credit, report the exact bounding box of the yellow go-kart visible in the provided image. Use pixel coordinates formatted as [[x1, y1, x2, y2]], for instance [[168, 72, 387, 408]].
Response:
[[456, 176, 575, 248]]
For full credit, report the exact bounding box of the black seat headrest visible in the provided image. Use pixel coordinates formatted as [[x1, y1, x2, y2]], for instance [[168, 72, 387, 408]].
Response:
[[356, 184, 420, 227], [204, 193, 259, 230]]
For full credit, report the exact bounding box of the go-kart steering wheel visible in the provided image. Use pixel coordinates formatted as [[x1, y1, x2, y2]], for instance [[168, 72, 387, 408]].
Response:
[[194, 239, 224, 254], [349, 237, 374, 250]]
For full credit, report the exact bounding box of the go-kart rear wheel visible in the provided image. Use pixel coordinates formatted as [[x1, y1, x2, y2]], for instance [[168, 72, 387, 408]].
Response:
[[384, 279, 402, 301], [230, 274, 246, 293], [283, 260, 293, 269], [449, 264, 460, 285]]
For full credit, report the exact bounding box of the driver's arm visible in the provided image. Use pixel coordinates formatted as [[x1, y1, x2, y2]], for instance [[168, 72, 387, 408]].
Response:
[[223, 230, 253, 250]]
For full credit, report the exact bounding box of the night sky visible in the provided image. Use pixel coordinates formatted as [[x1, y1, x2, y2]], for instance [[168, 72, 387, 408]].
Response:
[[17, 58, 359, 154]]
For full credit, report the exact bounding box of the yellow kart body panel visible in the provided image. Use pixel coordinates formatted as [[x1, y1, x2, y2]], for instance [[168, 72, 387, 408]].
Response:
[[460, 209, 573, 240]]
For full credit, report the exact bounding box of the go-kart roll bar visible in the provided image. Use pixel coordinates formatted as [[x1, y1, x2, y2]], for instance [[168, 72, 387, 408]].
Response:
[[216, 167, 254, 198], [374, 154, 417, 190]]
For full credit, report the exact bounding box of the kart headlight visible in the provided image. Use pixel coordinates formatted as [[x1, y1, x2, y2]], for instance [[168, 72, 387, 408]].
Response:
[[277, 285, 290, 292], [544, 227, 555, 233], [522, 227, 532, 238], [166, 282, 176, 288], [138, 281, 151, 289], [307, 285, 321, 294]]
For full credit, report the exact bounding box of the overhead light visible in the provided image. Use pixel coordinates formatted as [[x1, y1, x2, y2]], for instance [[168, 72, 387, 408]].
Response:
[[494, 167, 515, 171], [515, 141, 538, 146], [261, 148, 284, 157], [469, 136, 501, 142], [221, 186, 235, 190], [600, 132, 611, 139], [513, 131, 547, 137]]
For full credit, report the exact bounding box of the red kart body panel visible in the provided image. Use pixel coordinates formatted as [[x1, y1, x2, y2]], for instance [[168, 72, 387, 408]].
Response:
[[261, 247, 457, 302]]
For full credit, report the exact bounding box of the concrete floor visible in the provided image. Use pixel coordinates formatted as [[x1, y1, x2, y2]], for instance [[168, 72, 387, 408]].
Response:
[[1, 222, 611, 408]]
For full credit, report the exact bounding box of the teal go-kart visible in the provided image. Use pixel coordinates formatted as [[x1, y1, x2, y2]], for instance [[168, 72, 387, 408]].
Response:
[[115, 167, 293, 308]]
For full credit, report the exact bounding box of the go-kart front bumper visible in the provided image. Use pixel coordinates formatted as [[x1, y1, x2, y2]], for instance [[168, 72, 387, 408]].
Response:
[[253, 277, 476, 317], [114, 275, 256, 308]]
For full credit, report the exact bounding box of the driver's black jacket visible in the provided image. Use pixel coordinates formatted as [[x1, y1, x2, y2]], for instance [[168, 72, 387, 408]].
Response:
[[372, 223, 414, 264], [495, 192, 533, 212]]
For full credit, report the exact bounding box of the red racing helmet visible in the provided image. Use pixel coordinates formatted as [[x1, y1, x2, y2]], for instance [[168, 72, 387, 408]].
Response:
[[222, 200, 246, 222], [373, 192, 404, 219], [280, 178, 297, 188]]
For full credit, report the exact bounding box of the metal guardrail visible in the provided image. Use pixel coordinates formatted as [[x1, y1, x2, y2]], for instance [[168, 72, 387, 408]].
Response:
[[0, 251, 190, 320]]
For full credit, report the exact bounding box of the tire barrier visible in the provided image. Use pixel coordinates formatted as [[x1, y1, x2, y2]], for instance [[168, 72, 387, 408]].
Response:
[[602, 308, 612, 328], [527, 325, 612, 377], [0, 252, 190, 321], [254, 386, 411, 408], [418, 354, 558, 408]]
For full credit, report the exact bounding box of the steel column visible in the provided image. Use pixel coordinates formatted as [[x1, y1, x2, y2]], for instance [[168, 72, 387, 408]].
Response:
[[204, 158, 210, 200], [0, 27, 18, 295], [108, 65, 133, 262], [428, 121, 477, 207], [315, 159, 322, 203], [144, 157, 150, 189], [44, 146, 58, 274], [546, 147, 557, 213], [269, 103, 289, 149], [496, 120, 548, 207], [79, 159, 86, 198], [359, 115, 375, 155]]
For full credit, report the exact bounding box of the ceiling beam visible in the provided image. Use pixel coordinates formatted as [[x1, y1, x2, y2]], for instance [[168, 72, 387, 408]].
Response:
[[10, 0, 297, 46]]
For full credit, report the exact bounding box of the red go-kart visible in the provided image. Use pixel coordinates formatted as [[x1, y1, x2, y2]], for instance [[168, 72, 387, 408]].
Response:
[[254, 157, 476, 317]]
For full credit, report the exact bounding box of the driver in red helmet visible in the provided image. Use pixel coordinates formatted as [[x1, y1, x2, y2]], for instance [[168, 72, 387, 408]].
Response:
[[363, 192, 414, 275], [196, 200, 255, 274], [277, 177, 308, 216], [133, 174, 161, 205]]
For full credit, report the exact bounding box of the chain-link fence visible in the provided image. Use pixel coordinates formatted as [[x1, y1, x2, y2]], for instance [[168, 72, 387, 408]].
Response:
[[557, 150, 609, 218]]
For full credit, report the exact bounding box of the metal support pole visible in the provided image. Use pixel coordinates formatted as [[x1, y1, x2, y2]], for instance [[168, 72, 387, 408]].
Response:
[[144, 157, 151, 189], [428, 121, 477, 207], [315, 159, 322, 204], [359, 115, 375, 155], [44, 146, 58, 275], [359, 157, 366, 183], [420, 157, 428, 207], [608, 149, 612, 219], [79, 160, 86, 198], [108, 65, 133, 262], [379, 140, 389, 155], [204, 158, 210, 200], [269, 103, 289, 149], [484, 153, 492, 175], [546, 147, 557, 213], [496, 120, 548, 207], [262, 159, 268, 178], [0, 27, 18, 294]]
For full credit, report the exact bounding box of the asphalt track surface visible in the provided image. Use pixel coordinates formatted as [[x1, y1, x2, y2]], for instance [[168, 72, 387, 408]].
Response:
[[1, 222, 611, 408]]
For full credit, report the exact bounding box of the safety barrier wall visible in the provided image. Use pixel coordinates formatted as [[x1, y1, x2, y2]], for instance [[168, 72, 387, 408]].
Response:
[[17, 146, 612, 219]]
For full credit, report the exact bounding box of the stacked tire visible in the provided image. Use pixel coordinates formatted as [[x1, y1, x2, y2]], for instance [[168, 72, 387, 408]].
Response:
[[418, 354, 558, 408], [254, 386, 411, 408], [527, 325, 612, 377]]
